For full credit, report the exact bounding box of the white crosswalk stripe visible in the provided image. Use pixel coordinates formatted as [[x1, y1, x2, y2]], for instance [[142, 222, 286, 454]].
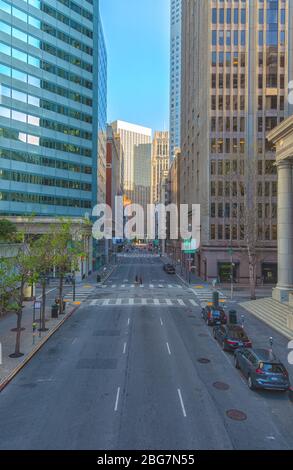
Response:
[[192, 286, 226, 307], [103, 283, 183, 289], [89, 298, 198, 308]]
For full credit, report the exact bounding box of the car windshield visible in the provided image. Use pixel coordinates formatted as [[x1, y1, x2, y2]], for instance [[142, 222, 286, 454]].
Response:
[[261, 363, 286, 374]]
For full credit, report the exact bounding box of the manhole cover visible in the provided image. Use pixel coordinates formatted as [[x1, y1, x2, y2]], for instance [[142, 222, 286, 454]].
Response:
[[197, 358, 211, 364], [213, 382, 230, 391], [226, 409, 247, 421]]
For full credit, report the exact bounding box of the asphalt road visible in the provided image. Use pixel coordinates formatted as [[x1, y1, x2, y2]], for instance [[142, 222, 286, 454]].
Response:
[[0, 254, 293, 450]]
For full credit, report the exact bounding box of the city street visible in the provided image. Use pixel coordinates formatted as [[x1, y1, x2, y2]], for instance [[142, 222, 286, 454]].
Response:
[[0, 254, 292, 450]]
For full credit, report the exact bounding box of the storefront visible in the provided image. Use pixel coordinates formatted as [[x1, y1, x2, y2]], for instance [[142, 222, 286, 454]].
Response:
[[262, 263, 277, 284], [218, 262, 239, 283]]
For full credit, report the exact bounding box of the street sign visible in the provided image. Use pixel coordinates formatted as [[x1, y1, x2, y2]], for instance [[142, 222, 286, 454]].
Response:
[[34, 301, 42, 310], [182, 239, 197, 254]]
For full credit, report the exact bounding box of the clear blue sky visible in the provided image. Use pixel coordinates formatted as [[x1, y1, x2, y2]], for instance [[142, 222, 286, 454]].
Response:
[[100, 0, 170, 132]]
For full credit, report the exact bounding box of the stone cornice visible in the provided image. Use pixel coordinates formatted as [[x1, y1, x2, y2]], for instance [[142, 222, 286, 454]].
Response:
[[267, 116, 293, 144]]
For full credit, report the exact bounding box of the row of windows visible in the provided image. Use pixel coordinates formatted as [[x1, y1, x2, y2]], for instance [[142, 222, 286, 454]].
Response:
[[0, 0, 93, 56], [211, 138, 246, 154], [211, 95, 246, 111], [0, 127, 92, 157], [57, 0, 93, 21], [0, 191, 92, 208], [211, 202, 277, 219], [0, 148, 92, 175], [0, 106, 92, 141], [211, 180, 277, 198], [211, 117, 246, 132], [0, 0, 93, 39], [0, 63, 92, 107], [0, 43, 92, 90], [210, 223, 277, 242], [212, 29, 246, 47], [41, 21, 92, 56], [211, 159, 276, 177], [212, 73, 246, 89], [42, 2, 93, 39], [212, 51, 246, 67], [0, 22, 92, 73], [212, 7, 247, 25], [0, 169, 92, 192], [1, 84, 92, 124]]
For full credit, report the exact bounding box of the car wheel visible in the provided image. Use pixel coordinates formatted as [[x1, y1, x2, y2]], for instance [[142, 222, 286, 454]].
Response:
[[248, 375, 255, 390], [234, 356, 240, 369]]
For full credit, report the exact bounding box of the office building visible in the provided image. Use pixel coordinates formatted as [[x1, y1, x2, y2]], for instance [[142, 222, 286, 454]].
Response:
[[169, 0, 182, 161], [151, 131, 170, 204], [181, 0, 293, 283], [111, 120, 152, 238]]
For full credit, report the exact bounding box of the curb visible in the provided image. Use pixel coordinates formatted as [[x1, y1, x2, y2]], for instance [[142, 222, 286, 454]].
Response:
[[0, 303, 80, 393]]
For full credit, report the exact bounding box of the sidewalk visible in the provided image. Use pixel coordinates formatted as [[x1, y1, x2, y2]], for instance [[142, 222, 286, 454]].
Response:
[[0, 260, 118, 391]]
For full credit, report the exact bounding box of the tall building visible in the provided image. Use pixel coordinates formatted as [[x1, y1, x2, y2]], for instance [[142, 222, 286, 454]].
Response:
[[97, 5, 107, 208], [151, 131, 170, 204], [181, 0, 293, 283], [169, 0, 182, 161], [111, 121, 152, 239], [0, 0, 105, 219]]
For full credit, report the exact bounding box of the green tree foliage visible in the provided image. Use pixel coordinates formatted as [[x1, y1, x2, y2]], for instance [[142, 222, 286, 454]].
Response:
[[0, 219, 18, 243]]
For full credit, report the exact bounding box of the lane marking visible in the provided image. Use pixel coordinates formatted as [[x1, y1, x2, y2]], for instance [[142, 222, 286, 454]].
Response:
[[160, 318, 163, 326], [154, 299, 160, 305], [166, 342, 171, 355], [123, 342, 127, 354], [116, 299, 122, 305], [127, 318, 130, 326], [166, 299, 172, 306], [177, 299, 185, 306], [37, 288, 56, 300], [114, 387, 120, 412], [102, 299, 110, 306], [129, 299, 134, 305], [177, 389, 187, 418], [189, 299, 198, 307]]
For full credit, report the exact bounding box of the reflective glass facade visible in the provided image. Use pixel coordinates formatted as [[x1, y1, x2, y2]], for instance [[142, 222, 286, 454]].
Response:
[[0, 0, 106, 217]]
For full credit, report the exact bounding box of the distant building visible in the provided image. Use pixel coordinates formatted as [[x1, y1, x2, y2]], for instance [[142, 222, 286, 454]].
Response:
[[111, 121, 152, 238], [169, 0, 182, 161], [151, 131, 170, 205]]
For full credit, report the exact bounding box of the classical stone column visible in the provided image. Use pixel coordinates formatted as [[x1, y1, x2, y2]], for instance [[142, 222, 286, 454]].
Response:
[[273, 159, 293, 302]]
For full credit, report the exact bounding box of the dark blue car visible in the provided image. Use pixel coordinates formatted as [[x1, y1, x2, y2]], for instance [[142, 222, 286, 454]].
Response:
[[234, 348, 290, 391]]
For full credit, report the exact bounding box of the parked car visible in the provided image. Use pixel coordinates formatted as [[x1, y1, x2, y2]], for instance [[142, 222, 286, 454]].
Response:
[[234, 348, 290, 391], [213, 324, 252, 351], [163, 264, 176, 274], [201, 305, 227, 326]]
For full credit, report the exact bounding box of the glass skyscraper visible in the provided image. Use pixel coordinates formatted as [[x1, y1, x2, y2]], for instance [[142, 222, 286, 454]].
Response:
[[0, 0, 107, 217]]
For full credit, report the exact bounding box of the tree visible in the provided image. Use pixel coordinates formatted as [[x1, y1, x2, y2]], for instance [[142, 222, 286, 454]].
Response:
[[30, 234, 55, 331], [0, 219, 18, 243], [0, 245, 36, 357], [50, 220, 86, 314]]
